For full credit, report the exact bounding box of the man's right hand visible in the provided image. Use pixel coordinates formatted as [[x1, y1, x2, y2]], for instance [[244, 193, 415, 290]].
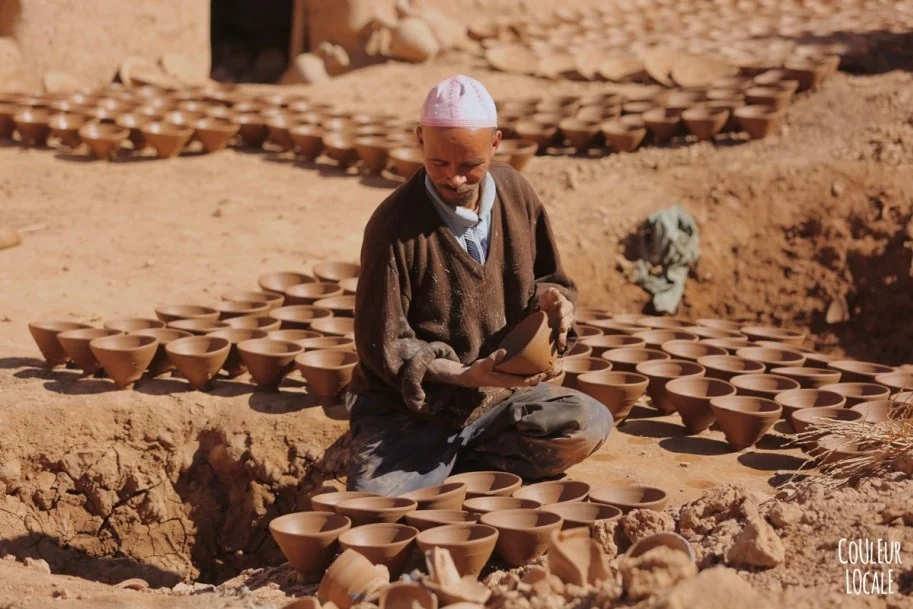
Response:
[[459, 349, 548, 389]]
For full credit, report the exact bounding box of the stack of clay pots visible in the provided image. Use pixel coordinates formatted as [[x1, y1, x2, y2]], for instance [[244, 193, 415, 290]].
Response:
[[270, 473, 675, 607], [27, 262, 361, 403]]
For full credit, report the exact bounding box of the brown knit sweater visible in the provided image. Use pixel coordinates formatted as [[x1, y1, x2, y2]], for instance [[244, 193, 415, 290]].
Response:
[[350, 163, 578, 427]]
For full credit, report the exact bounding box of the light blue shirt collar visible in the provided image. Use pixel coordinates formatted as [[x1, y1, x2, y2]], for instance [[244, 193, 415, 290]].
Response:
[[425, 172, 496, 232]]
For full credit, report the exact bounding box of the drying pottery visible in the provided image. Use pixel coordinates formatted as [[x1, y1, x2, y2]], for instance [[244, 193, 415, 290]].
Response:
[[310, 317, 355, 338], [269, 305, 333, 330], [633, 329, 699, 350], [377, 582, 438, 609], [661, 340, 727, 362], [104, 317, 166, 332], [225, 315, 282, 332], [205, 329, 268, 377], [462, 495, 542, 514], [353, 136, 391, 174], [792, 407, 864, 434], [709, 396, 782, 450], [313, 261, 360, 283], [636, 359, 706, 414], [313, 295, 356, 318], [318, 549, 390, 609], [258, 271, 315, 294], [642, 107, 683, 142], [575, 308, 611, 324], [298, 336, 355, 351], [626, 532, 694, 562], [637, 317, 692, 330], [193, 118, 239, 153], [696, 318, 743, 332], [665, 377, 737, 433], [154, 304, 219, 323], [167, 318, 229, 335], [547, 527, 611, 587], [819, 382, 891, 408], [57, 328, 123, 376], [774, 388, 846, 431], [740, 325, 806, 346], [14, 109, 52, 146], [494, 311, 556, 376], [338, 277, 358, 295], [875, 372, 913, 393], [28, 320, 93, 366], [783, 60, 827, 92], [734, 105, 785, 139], [514, 120, 558, 149], [512, 480, 590, 505], [265, 116, 296, 152], [0, 104, 18, 138], [389, 147, 424, 178], [581, 334, 645, 358], [338, 523, 419, 578], [684, 326, 746, 340], [701, 338, 756, 354], [681, 107, 729, 140], [600, 121, 647, 153], [576, 325, 602, 339], [49, 113, 87, 148], [542, 501, 621, 529], [217, 299, 270, 320], [850, 400, 896, 424], [79, 121, 128, 160], [310, 491, 379, 513], [402, 483, 468, 511], [494, 139, 538, 172], [165, 336, 231, 390], [588, 485, 668, 513], [735, 346, 805, 370], [479, 509, 563, 567], [564, 342, 593, 359], [322, 133, 360, 169], [576, 371, 649, 422], [131, 328, 193, 377], [221, 290, 284, 310], [234, 113, 269, 148], [562, 357, 611, 391], [89, 334, 158, 389], [445, 471, 522, 499], [815, 435, 878, 466], [265, 329, 321, 347], [744, 87, 793, 111], [294, 349, 358, 404], [770, 366, 841, 389], [696, 355, 766, 381], [415, 524, 499, 578], [601, 347, 671, 373], [405, 510, 479, 532], [828, 360, 896, 383], [558, 118, 600, 153], [730, 373, 801, 400], [269, 511, 352, 575], [141, 121, 193, 158], [335, 496, 419, 526]]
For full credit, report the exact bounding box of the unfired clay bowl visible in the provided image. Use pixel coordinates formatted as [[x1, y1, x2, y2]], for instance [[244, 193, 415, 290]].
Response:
[[875, 372, 913, 393], [89, 334, 159, 389], [734, 105, 785, 139], [735, 346, 805, 370], [581, 334, 645, 358], [479, 509, 563, 567], [739, 325, 806, 346], [131, 327, 193, 377], [814, 434, 878, 466], [633, 330, 699, 350], [588, 485, 667, 513], [792, 407, 863, 434], [141, 121, 193, 158], [269, 511, 352, 575], [696, 318, 745, 333], [819, 382, 891, 408], [310, 491, 379, 513], [463, 495, 543, 515], [338, 523, 418, 577], [225, 315, 282, 332], [299, 336, 355, 351], [206, 328, 269, 377], [771, 366, 841, 389], [636, 359, 706, 414], [57, 328, 123, 376], [415, 523, 499, 577], [389, 147, 424, 178], [312, 261, 360, 283], [269, 305, 333, 330], [28, 320, 94, 366], [155, 305, 219, 323], [49, 112, 88, 148], [193, 118, 239, 153], [709, 396, 782, 450], [165, 335, 231, 391], [79, 121, 128, 160], [665, 377, 737, 433], [405, 510, 479, 532], [576, 371, 649, 422], [220, 290, 284, 311], [335, 496, 418, 527], [354, 136, 391, 174], [313, 295, 356, 318], [104, 317, 166, 332], [294, 349, 358, 404], [401, 482, 468, 511], [701, 338, 756, 355], [601, 348, 670, 373], [512, 480, 590, 505], [14, 109, 52, 146], [542, 501, 622, 529], [696, 355, 766, 381], [774, 388, 846, 432], [730, 373, 801, 399], [495, 311, 556, 376], [850, 400, 896, 424], [217, 300, 270, 320], [309, 317, 355, 338], [562, 357, 611, 390], [167, 318, 230, 335], [661, 340, 727, 362], [682, 106, 729, 140], [445, 471, 522, 499], [600, 121, 647, 153], [828, 360, 896, 384], [265, 329, 322, 347], [258, 271, 315, 294]]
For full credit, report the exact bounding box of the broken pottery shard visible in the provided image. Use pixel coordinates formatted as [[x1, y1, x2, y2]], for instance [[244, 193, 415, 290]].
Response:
[[546, 528, 611, 586], [422, 547, 491, 606]]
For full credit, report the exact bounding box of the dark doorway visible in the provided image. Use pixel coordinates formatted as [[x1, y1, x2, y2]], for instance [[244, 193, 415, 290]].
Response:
[[210, 0, 293, 83]]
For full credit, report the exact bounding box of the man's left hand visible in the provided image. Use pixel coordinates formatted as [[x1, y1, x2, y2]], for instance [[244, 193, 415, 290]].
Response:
[[539, 287, 574, 355]]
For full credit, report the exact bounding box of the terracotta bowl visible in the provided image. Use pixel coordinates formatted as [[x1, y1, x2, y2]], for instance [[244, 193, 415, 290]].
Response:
[[155, 305, 219, 323], [294, 349, 358, 404], [0, 103, 19, 138], [541, 501, 622, 529], [636, 359, 706, 414], [479, 509, 563, 567], [89, 334, 159, 389], [792, 407, 863, 434], [193, 118, 239, 153], [558, 118, 601, 153], [744, 87, 793, 111], [445, 471, 522, 499], [131, 327, 193, 377], [235, 338, 303, 389], [258, 271, 315, 294], [514, 121, 558, 149], [642, 107, 683, 142], [709, 396, 782, 450], [312, 261, 360, 283], [338, 277, 358, 295], [633, 330, 699, 350], [338, 523, 419, 577], [828, 360, 896, 384], [234, 113, 270, 149], [495, 311, 556, 376], [562, 357, 611, 391], [850, 400, 896, 424], [167, 318, 229, 335], [576, 371, 649, 422], [696, 355, 766, 381], [512, 480, 590, 505], [310, 491, 379, 513], [203, 328, 267, 377], [57, 328, 123, 376], [375, 583, 435, 609], [494, 139, 538, 172], [404, 510, 479, 532], [661, 340, 728, 362], [770, 366, 841, 389], [49, 112, 88, 148], [310, 317, 355, 338], [389, 147, 424, 178], [774, 389, 847, 432], [217, 299, 270, 320], [401, 482, 468, 511], [735, 346, 805, 370], [14, 108, 52, 146], [322, 133, 359, 169], [104, 317, 166, 332], [684, 325, 746, 340], [564, 342, 593, 359], [79, 121, 128, 160], [600, 121, 648, 153], [734, 105, 785, 139], [601, 348, 670, 373], [220, 290, 284, 311], [265, 116, 296, 151], [28, 320, 94, 366], [875, 372, 913, 393], [225, 315, 282, 332], [589, 319, 645, 335], [165, 336, 231, 391], [141, 121, 193, 158], [269, 305, 333, 330], [269, 511, 352, 575], [682, 106, 729, 140], [739, 325, 806, 346], [313, 295, 356, 318], [588, 485, 667, 513], [264, 329, 321, 347], [575, 308, 612, 324], [415, 523, 499, 577], [582, 334, 645, 358], [665, 377, 737, 434], [819, 382, 891, 408], [353, 136, 391, 174], [576, 324, 602, 339], [335, 496, 418, 527], [637, 316, 692, 330], [626, 532, 694, 562], [730, 373, 801, 400], [298, 336, 355, 352], [701, 338, 758, 354]]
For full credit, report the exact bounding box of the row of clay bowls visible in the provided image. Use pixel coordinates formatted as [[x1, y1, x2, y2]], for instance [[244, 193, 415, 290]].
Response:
[[26, 263, 362, 402]]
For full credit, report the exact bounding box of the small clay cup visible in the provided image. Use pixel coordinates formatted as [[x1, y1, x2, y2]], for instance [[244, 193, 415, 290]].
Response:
[[205, 328, 268, 377], [819, 382, 891, 408], [269, 305, 333, 330], [665, 377, 737, 433], [234, 113, 269, 148], [49, 112, 87, 148], [193, 118, 239, 153], [14, 109, 52, 146], [445, 471, 522, 499], [730, 373, 801, 400], [338, 523, 419, 577], [335, 496, 418, 526], [141, 121, 193, 158], [312, 261, 360, 283], [310, 317, 355, 338], [322, 133, 359, 169], [696, 355, 766, 381], [415, 524, 499, 577], [79, 121, 128, 160], [514, 121, 558, 150], [269, 511, 352, 575], [167, 318, 230, 335], [236, 338, 304, 389], [770, 366, 841, 389], [405, 510, 479, 532], [709, 396, 782, 450], [225, 315, 282, 332], [828, 360, 896, 383], [389, 147, 424, 178], [89, 334, 159, 389], [479, 509, 563, 567], [310, 491, 379, 513], [735, 346, 805, 370], [354, 136, 391, 174], [576, 371, 649, 422], [636, 359, 706, 414], [155, 305, 219, 323], [626, 532, 694, 562], [313, 295, 356, 318], [541, 501, 622, 529], [633, 329, 699, 350], [495, 311, 556, 376], [258, 271, 315, 294], [588, 485, 668, 513], [601, 347, 670, 373], [642, 107, 683, 142], [681, 106, 729, 140], [57, 328, 123, 376], [28, 320, 93, 366], [875, 372, 913, 393], [294, 349, 358, 404], [512, 480, 590, 505], [581, 334, 645, 358], [744, 86, 793, 111], [600, 121, 647, 153], [401, 482, 468, 511], [131, 328, 193, 377], [562, 357, 611, 390], [734, 105, 785, 139], [792, 407, 863, 434], [220, 290, 284, 311], [558, 118, 600, 153], [774, 389, 846, 432], [115, 113, 150, 149], [165, 336, 231, 390], [740, 325, 806, 346]]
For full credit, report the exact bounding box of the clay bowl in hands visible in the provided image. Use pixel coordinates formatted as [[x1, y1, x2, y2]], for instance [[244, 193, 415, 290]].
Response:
[[541, 501, 622, 529], [28, 320, 94, 366], [494, 311, 556, 376], [167, 318, 229, 335], [269, 511, 352, 575], [14, 108, 52, 146], [313, 295, 356, 318], [730, 373, 801, 400], [682, 106, 729, 140], [258, 271, 315, 294], [130, 328, 193, 377], [828, 360, 896, 384], [774, 389, 846, 432], [79, 121, 128, 160], [312, 261, 360, 283], [401, 482, 468, 511], [221, 290, 284, 311], [735, 346, 805, 370], [165, 335, 231, 391], [512, 480, 590, 505], [633, 329, 699, 350], [335, 496, 418, 526], [415, 523, 499, 577], [479, 509, 563, 567], [562, 357, 611, 391], [627, 532, 694, 562], [636, 359, 706, 414], [734, 105, 785, 139], [49, 112, 88, 148], [576, 371, 649, 422], [141, 121, 193, 158], [269, 305, 333, 330], [581, 334, 645, 358], [155, 305, 219, 323], [875, 372, 913, 393], [310, 317, 355, 338], [696, 355, 766, 381], [205, 328, 268, 377], [709, 396, 782, 450], [494, 139, 538, 172], [389, 146, 424, 178], [57, 328, 123, 376], [225, 315, 281, 332], [665, 377, 737, 434], [739, 325, 805, 346], [850, 400, 896, 423], [819, 382, 891, 408], [600, 121, 647, 153], [294, 349, 358, 404], [792, 407, 863, 434], [405, 510, 479, 532], [445, 471, 522, 499], [89, 334, 159, 389], [588, 485, 668, 513], [338, 523, 419, 577], [770, 366, 841, 389], [354, 136, 391, 174], [310, 491, 379, 513], [601, 347, 670, 373]]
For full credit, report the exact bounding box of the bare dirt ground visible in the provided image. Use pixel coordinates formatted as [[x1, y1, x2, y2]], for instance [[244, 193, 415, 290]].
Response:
[[1, 40, 913, 609]]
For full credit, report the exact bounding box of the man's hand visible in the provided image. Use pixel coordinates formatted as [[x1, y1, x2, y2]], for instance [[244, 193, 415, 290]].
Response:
[[460, 349, 548, 388], [539, 287, 574, 354]]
